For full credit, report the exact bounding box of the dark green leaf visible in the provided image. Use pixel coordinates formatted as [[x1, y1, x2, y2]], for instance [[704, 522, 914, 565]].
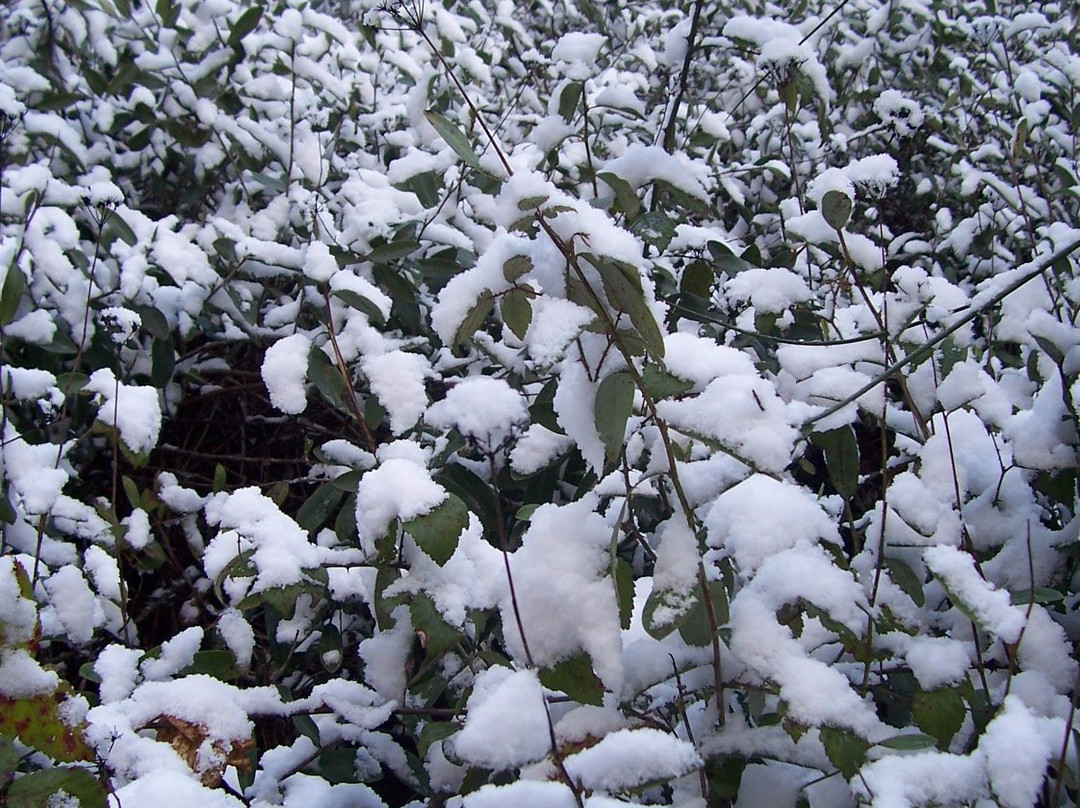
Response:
[[538, 652, 604, 706], [228, 5, 263, 47], [680, 260, 713, 299], [821, 190, 853, 231], [1010, 587, 1064, 606], [558, 81, 583, 123], [308, 346, 347, 410], [502, 254, 532, 283], [296, 483, 346, 533], [587, 256, 665, 359], [453, 290, 494, 349], [134, 305, 170, 339], [150, 337, 175, 389], [418, 722, 459, 758], [678, 580, 729, 648], [629, 211, 676, 251], [0, 734, 17, 783], [642, 363, 692, 400], [875, 733, 937, 751], [913, 687, 965, 750], [597, 171, 642, 217], [615, 558, 634, 630], [410, 590, 462, 657], [810, 426, 860, 500], [642, 587, 693, 640], [368, 239, 420, 264], [820, 726, 869, 779], [182, 649, 242, 681], [501, 287, 532, 340], [594, 371, 635, 465], [405, 494, 468, 565], [884, 558, 925, 607], [7, 767, 107, 808], [329, 469, 364, 493], [0, 267, 26, 326], [333, 288, 386, 325], [424, 110, 482, 170]]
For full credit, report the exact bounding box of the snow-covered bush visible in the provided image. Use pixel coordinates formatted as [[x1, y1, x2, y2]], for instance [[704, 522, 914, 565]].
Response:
[[2, 0, 1080, 805]]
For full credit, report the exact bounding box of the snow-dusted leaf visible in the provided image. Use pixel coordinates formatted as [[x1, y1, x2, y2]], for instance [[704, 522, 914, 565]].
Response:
[[403, 493, 468, 566], [820, 725, 870, 779], [501, 287, 532, 339], [453, 289, 494, 349], [424, 110, 482, 171], [594, 370, 634, 465], [913, 686, 966, 750], [538, 652, 604, 706], [6, 767, 107, 808], [333, 288, 387, 326], [876, 733, 937, 751]]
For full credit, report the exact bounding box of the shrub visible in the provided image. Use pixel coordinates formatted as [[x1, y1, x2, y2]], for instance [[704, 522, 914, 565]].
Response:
[[1, 0, 1079, 806]]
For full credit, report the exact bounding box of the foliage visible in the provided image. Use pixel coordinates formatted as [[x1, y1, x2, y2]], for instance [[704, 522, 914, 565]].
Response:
[[1, 0, 1079, 806]]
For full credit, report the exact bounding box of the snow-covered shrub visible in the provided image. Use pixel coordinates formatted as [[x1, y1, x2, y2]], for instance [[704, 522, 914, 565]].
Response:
[[2, 0, 1080, 805]]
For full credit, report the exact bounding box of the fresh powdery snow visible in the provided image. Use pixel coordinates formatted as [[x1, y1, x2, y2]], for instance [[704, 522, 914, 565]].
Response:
[[450, 668, 551, 768], [261, 333, 312, 415], [84, 368, 162, 454]]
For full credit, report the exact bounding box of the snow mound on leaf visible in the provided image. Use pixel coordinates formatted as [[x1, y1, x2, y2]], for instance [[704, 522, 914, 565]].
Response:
[[427, 376, 529, 448], [451, 668, 550, 769], [261, 333, 311, 415], [562, 728, 701, 791], [705, 475, 837, 573], [85, 368, 162, 454]]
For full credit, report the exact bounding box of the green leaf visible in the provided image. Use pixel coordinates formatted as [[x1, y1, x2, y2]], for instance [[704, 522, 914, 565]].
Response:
[[680, 260, 714, 299], [332, 288, 386, 325], [228, 5, 263, 47], [677, 580, 729, 648], [629, 210, 676, 251], [883, 558, 925, 607], [424, 110, 482, 171], [410, 590, 462, 658], [820, 726, 870, 779], [182, 649, 242, 681], [810, 426, 860, 500], [502, 254, 533, 283], [501, 287, 532, 340], [0, 734, 17, 783], [404, 494, 469, 565], [642, 363, 692, 400], [913, 686, 965, 750], [614, 558, 635, 630], [367, 239, 420, 264], [296, 483, 346, 533], [212, 463, 228, 493], [308, 345, 347, 410], [594, 371, 635, 465], [0, 694, 93, 763], [587, 256, 665, 359], [875, 733, 937, 751], [134, 305, 170, 339], [597, 171, 642, 217], [418, 722, 459, 758], [642, 587, 693, 640], [1010, 587, 1064, 606], [0, 267, 26, 326], [558, 81, 583, 123], [7, 767, 107, 808], [453, 289, 494, 349], [821, 190, 853, 231], [538, 653, 604, 706]]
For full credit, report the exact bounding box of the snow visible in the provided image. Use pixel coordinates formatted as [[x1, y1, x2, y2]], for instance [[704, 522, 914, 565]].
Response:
[[451, 668, 551, 768], [503, 497, 624, 690], [459, 781, 577, 808], [354, 449, 447, 554], [563, 727, 701, 791], [602, 145, 710, 202], [923, 545, 1026, 643], [724, 266, 811, 314], [262, 333, 312, 415], [42, 566, 98, 645], [362, 350, 430, 434], [85, 369, 162, 454], [426, 376, 529, 448], [203, 487, 321, 595], [705, 475, 838, 573], [524, 297, 595, 367], [509, 424, 573, 475], [854, 750, 986, 808]]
